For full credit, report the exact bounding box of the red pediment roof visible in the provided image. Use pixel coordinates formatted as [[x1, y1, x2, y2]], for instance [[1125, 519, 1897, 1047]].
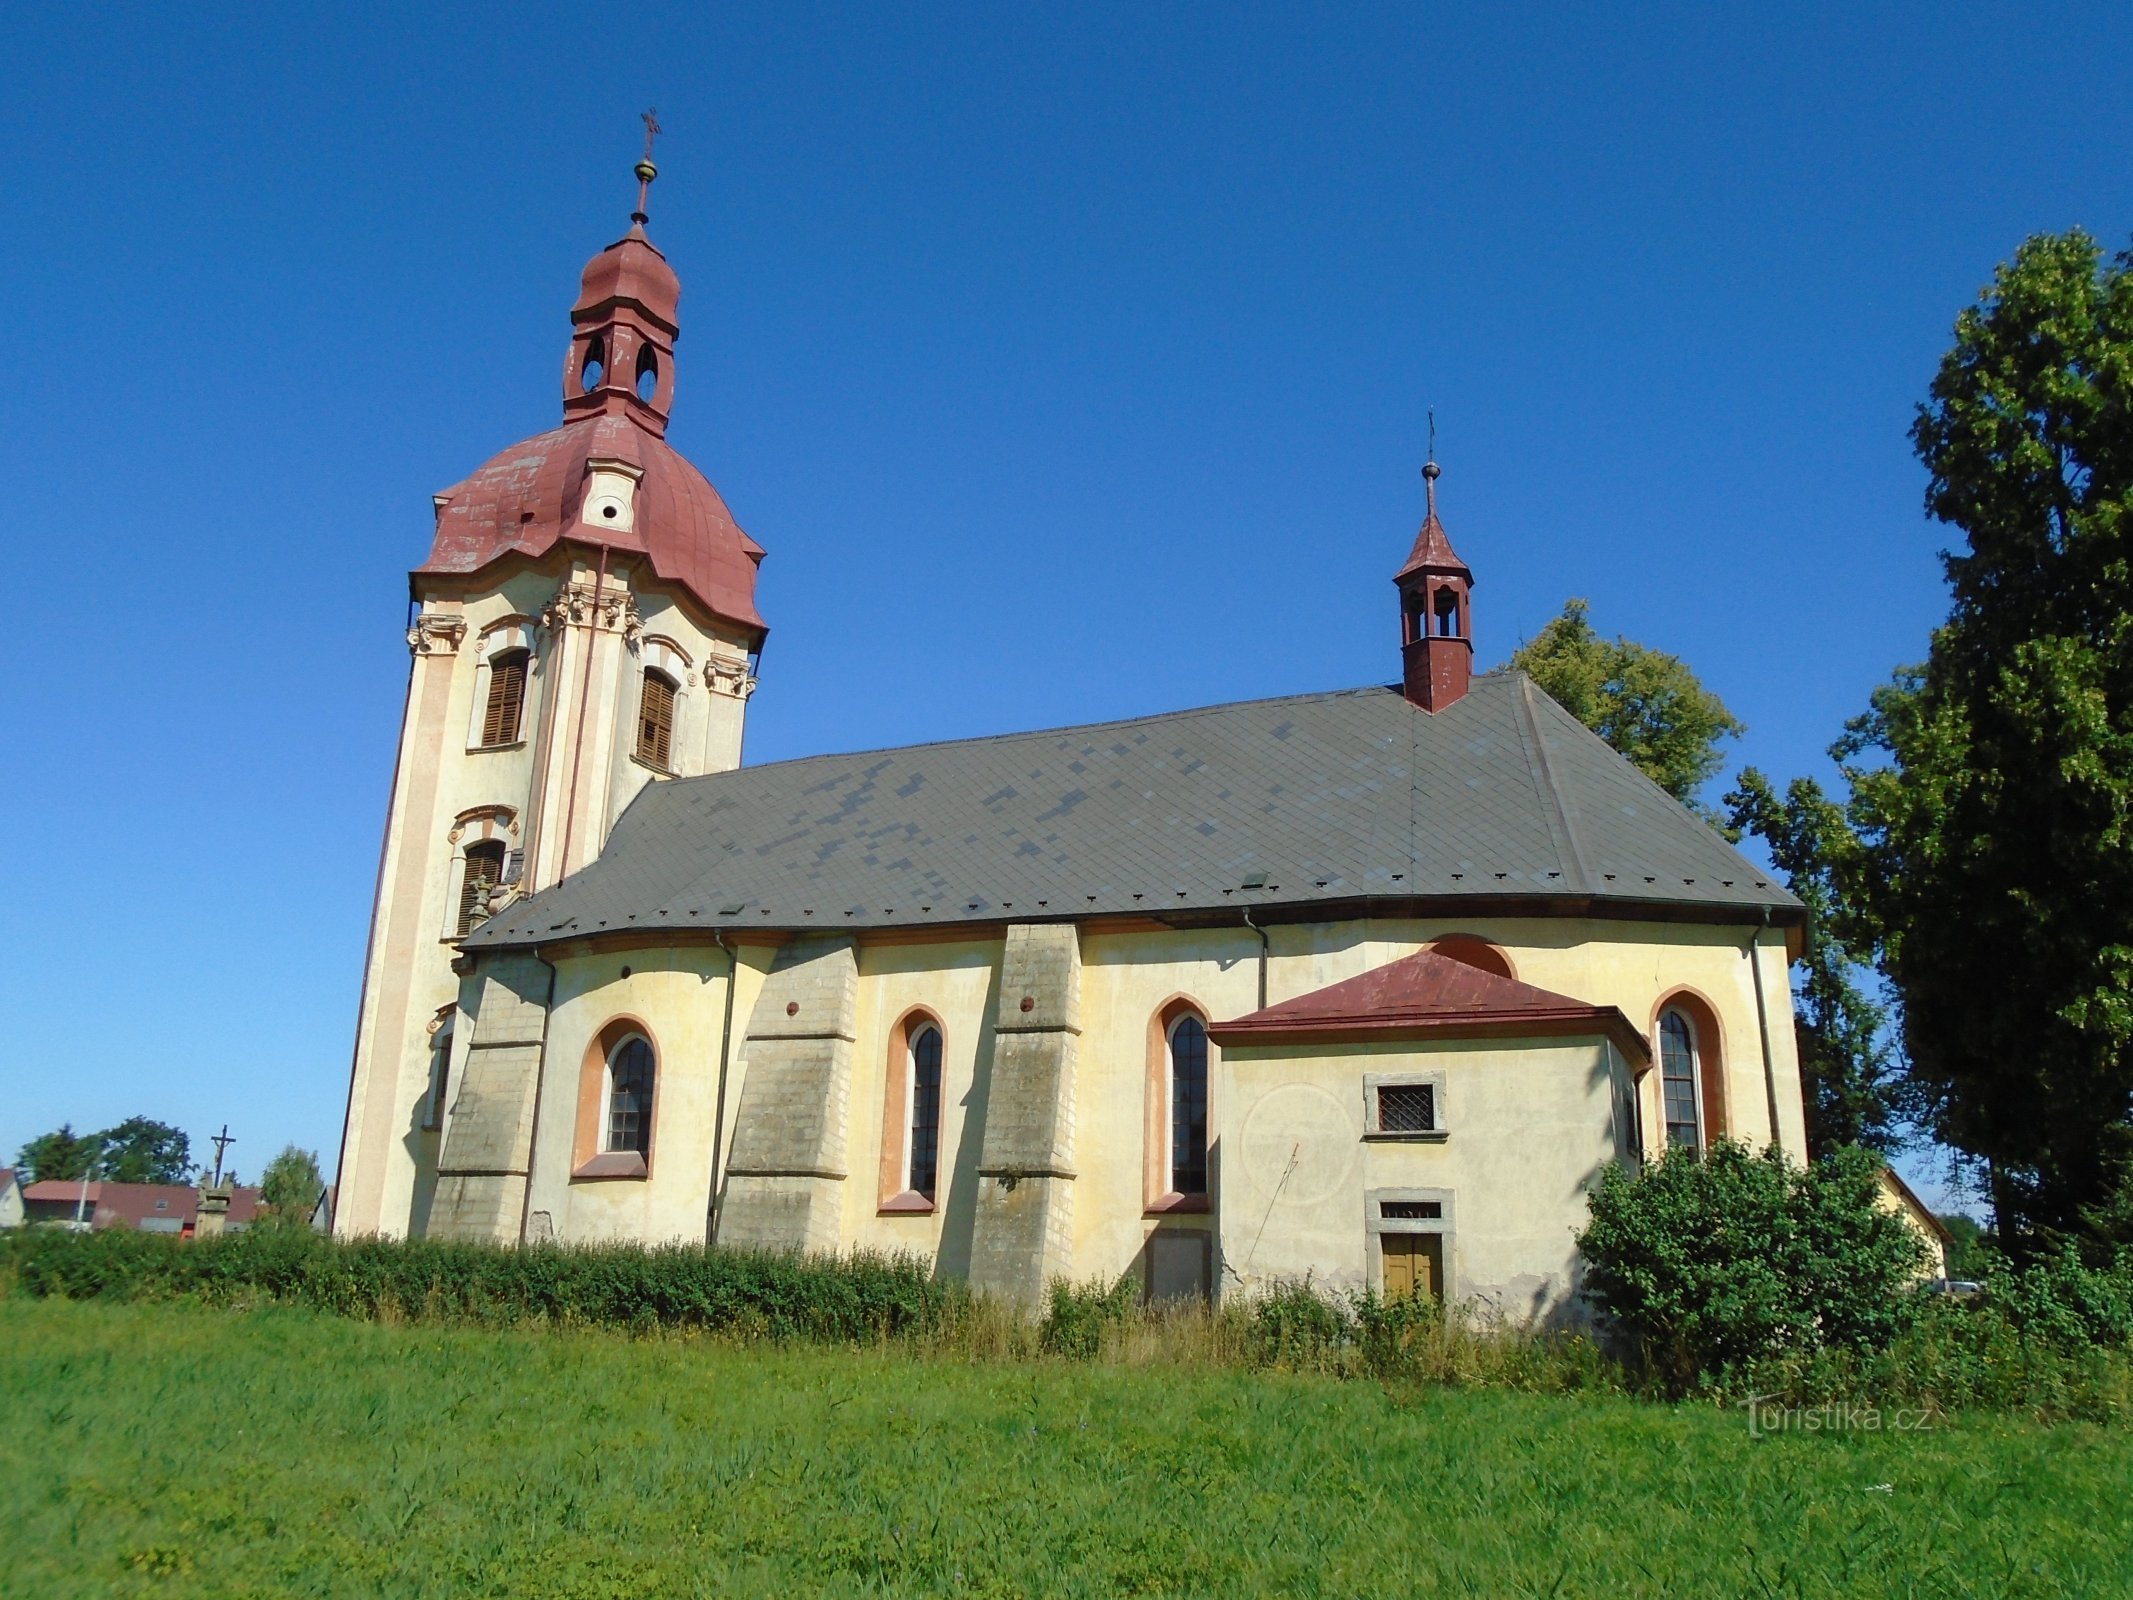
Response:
[[1209, 946, 1650, 1064]]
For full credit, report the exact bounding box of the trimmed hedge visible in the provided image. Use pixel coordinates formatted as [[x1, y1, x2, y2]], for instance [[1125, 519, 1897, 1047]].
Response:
[[0, 1226, 956, 1342]]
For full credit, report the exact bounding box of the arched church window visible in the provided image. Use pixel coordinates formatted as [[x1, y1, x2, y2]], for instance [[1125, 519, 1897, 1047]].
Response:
[[580, 336, 605, 392], [635, 344, 659, 403], [605, 1035, 654, 1157], [457, 840, 507, 936], [1169, 1014, 1209, 1196], [479, 649, 528, 747], [636, 669, 677, 770], [1659, 1009, 1701, 1151], [907, 1024, 943, 1201]]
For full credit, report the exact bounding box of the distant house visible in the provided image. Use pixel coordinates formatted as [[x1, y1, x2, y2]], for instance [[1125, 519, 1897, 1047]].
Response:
[[19, 1181, 264, 1235], [0, 1169, 23, 1230], [1877, 1167, 1955, 1280]]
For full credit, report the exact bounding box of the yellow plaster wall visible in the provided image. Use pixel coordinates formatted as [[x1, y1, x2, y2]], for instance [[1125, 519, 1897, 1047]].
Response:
[[495, 911, 1805, 1287], [522, 941, 771, 1245], [840, 939, 1004, 1272], [1216, 1035, 1629, 1318]]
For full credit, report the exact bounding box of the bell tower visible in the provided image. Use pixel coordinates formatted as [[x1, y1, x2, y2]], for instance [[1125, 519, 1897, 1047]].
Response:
[[1395, 455, 1474, 713], [563, 118, 679, 435], [334, 132, 768, 1242]]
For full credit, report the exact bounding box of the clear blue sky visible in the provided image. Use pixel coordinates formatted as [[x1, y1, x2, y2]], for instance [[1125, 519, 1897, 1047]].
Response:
[[2, 4, 2126, 1209]]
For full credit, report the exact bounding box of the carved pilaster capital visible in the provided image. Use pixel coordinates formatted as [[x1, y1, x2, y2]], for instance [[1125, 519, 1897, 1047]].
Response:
[[542, 581, 641, 638], [406, 613, 468, 655], [705, 653, 759, 700]]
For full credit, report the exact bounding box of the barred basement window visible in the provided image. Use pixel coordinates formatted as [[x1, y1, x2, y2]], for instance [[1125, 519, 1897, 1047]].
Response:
[[457, 840, 507, 935], [1380, 1199, 1443, 1221], [479, 649, 528, 746], [1377, 1083, 1436, 1133], [636, 668, 676, 769]]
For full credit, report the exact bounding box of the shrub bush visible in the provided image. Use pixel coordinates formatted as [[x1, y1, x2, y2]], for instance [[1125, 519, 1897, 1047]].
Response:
[[0, 1227, 952, 1343], [1987, 1243, 2133, 1351], [1038, 1274, 1141, 1357], [1576, 1141, 1928, 1389]]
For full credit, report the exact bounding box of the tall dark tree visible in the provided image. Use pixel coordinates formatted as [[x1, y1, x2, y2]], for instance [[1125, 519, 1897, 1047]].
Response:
[[1726, 770, 1905, 1154], [95, 1117, 194, 1185], [15, 1124, 101, 1183], [1841, 230, 2133, 1254], [1507, 598, 1745, 807]]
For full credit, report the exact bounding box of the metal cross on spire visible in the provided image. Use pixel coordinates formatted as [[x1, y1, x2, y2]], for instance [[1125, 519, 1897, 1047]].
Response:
[[632, 108, 663, 225]]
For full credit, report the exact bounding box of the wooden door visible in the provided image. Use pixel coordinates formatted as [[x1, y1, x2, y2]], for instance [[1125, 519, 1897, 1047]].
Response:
[[1382, 1233, 1443, 1303]]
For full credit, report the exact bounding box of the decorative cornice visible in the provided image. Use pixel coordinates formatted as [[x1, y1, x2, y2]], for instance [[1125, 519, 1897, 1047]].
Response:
[[406, 613, 468, 655]]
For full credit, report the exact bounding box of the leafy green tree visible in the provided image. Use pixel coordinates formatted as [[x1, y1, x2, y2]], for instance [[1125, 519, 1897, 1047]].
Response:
[[1725, 769, 1905, 1154], [257, 1146, 324, 1229], [95, 1117, 194, 1185], [1507, 598, 1745, 806], [1837, 230, 2133, 1254], [1938, 1213, 1991, 1280], [15, 1124, 102, 1183]]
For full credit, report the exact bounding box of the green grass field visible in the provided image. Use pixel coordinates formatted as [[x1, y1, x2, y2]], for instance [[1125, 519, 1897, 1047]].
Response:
[[3, 1299, 2123, 1598]]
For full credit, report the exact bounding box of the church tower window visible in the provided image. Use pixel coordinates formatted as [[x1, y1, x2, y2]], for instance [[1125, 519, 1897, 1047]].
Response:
[[457, 840, 507, 936], [605, 1035, 655, 1158], [479, 649, 528, 747], [636, 668, 677, 770]]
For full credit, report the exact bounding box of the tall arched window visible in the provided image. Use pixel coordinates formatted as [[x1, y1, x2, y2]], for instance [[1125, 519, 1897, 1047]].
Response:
[[1659, 1009, 1701, 1151], [636, 668, 677, 769], [479, 649, 528, 746], [1169, 1014, 1209, 1196], [605, 1035, 654, 1157], [457, 840, 507, 936], [907, 1024, 943, 1201]]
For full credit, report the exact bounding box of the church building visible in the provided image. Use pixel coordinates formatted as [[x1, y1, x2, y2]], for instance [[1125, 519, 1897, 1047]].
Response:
[[334, 164, 1808, 1319]]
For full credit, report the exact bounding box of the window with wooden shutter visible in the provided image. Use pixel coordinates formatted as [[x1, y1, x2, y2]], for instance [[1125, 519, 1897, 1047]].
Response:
[[458, 841, 506, 936], [480, 650, 528, 747], [636, 668, 676, 770]]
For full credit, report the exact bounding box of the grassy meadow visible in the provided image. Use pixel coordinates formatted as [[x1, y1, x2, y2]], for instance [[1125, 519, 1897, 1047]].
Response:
[[4, 1298, 2126, 1598]]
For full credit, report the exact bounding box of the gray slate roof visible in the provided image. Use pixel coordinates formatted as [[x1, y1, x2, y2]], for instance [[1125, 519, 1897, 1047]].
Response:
[[469, 671, 1799, 949]]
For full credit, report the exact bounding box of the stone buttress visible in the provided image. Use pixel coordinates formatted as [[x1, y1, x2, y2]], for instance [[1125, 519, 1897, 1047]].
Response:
[[968, 923, 1082, 1302], [429, 954, 553, 1243], [717, 936, 859, 1251]]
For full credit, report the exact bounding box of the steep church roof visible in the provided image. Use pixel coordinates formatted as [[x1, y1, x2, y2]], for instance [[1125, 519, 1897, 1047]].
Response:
[[467, 670, 1799, 949]]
